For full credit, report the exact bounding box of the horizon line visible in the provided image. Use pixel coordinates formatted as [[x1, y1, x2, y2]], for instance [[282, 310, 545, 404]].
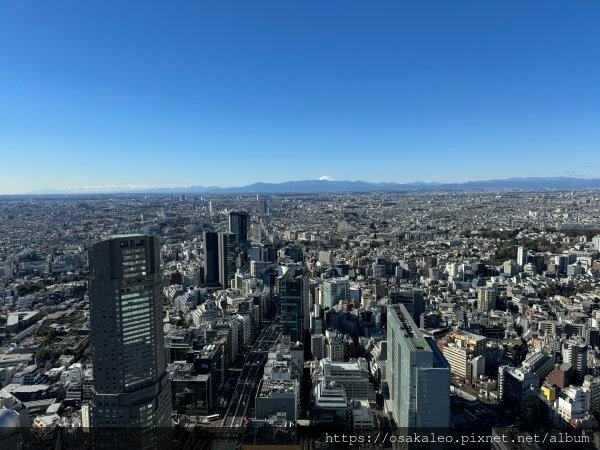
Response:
[[1, 175, 599, 196]]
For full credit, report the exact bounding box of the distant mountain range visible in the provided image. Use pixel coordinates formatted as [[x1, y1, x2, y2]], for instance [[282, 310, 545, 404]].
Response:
[[28, 177, 600, 195]]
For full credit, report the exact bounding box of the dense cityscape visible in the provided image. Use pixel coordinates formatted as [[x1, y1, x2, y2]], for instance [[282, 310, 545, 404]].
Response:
[[0, 190, 600, 448], [2, 0, 599, 448]]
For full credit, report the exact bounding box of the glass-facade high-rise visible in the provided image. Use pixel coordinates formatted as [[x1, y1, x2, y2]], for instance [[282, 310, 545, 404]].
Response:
[[387, 303, 450, 428], [203, 231, 220, 286], [321, 277, 350, 309], [278, 264, 309, 343], [228, 211, 249, 254], [218, 231, 236, 289], [88, 234, 171, 429]]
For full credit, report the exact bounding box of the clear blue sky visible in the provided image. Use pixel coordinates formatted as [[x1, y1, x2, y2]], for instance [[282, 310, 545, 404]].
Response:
[[1, 1, 599, 193]]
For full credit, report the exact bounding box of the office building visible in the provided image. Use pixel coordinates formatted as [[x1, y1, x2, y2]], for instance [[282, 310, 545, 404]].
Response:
[[352, 400, 374, 431], [287, 246, 303, 263], [442, 331, 487, 382], [256, 339, 301, 421], [517, 246, 528, 267], [218, 232, 236, 289], [326, 335, 345, 361], [169, 363, 212, 415], [583, 375, 600, 414], [529, 254, 545, 275], [593, 235, 600, 251], [567, 263, 585, 277], [521, 352, 555, 380], [194, 344, 225, 409], [555, 255, 570, 275], [555, 385, 587, 424], [498, 366, 538, 421], [478, 287, 497, 312], [387, 304, 450, 428], [318, 251, 333, 265], [322, 277, 350, 309], [88, 235, 171, 428], [562, 340, 588, 384], [586, 327, 600, 348], [372, 264, 386, 280], [203, 231, 219, 286], [278, 265, 309, 343], [503, 260, 519, 276], [315, 358, 375, 401], [538, 320, 564, 337], [250, 260, 270, 278], [255, 379, 299, 421], [311, 334, 325, 360], [313, 382, 349, 423], [229, 211, 249, 254], [447, 263, 459, 277]]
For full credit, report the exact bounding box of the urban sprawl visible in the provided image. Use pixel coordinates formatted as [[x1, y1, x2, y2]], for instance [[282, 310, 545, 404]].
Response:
[[1, 190, 600, 448]]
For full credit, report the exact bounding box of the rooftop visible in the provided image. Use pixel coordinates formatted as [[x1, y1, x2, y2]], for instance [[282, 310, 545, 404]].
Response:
[[389, 303, 432, 353]]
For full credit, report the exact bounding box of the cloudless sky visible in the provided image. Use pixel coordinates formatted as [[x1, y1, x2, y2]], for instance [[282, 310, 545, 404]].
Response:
[[1, 1, 599, 193]]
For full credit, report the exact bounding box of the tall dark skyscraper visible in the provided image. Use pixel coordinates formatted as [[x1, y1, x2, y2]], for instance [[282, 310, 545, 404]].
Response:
[[228, 211, 249, 254], [278, 264, 309, 343], [203, 231, 220, 286], [218, 232, 236, 289], [88, 235, 171, 429]]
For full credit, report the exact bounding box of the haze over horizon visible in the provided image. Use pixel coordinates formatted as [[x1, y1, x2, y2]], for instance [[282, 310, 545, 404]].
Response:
[[1, 1, 599, 194], [14, 175, 600, 196]]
